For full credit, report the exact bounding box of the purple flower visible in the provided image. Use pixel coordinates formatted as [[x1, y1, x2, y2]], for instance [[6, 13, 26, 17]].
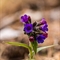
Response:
[[24, 24, 33, 33], [40, 24, 48, 32], [36, 34, 46, 43], [20, 14, 48, 44], [40, 18, 47, 25], [21, 14, 29, 23]]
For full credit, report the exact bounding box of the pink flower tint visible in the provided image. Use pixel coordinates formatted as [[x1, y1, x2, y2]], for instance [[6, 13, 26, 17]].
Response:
[[29, 36, 34, 42], [43, 32, 48, 38], [40, 18, 47, 25]]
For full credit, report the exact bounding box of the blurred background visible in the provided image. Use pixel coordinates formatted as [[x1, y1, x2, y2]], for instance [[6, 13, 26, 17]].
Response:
[[0, 0, 60, 60]]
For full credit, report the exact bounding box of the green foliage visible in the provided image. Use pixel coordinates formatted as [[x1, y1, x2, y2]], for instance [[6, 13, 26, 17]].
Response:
[[6, 42, 32, 59], [6, 42, 55, 60], [37, 45, 54, 52], [31, 41, 38, 54]]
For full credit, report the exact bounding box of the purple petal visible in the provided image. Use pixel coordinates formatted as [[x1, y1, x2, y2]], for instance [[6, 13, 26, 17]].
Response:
[[40, 24, 48, 32], [40, 18, 47, 24], [36, 35, 46, 43], [24, 24, 33, 33], [20, 14, 29, 23]]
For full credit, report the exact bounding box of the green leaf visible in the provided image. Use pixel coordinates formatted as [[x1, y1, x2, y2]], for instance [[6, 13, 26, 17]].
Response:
[[6, 42, 32, 59], [31, 41, 38, 54], [7, 42, 31, 49], [37, 45, 54, 53]]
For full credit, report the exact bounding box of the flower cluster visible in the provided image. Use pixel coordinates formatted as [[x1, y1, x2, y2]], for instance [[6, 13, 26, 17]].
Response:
[[20, 14, 48, 43]]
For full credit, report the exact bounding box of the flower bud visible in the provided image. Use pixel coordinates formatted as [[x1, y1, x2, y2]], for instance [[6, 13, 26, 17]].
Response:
[[29, 36, 34, 42], [40, 18, 47, 25], [43, 33, 48, 38]]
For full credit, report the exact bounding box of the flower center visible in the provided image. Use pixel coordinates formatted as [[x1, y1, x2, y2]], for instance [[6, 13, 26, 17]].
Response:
[[27, 26, 31, 30]]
